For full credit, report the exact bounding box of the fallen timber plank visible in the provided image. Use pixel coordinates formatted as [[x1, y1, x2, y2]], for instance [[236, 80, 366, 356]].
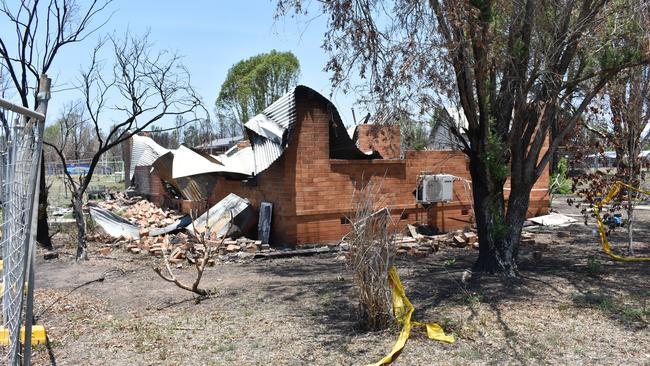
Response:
[[253, 246, 338, 259]]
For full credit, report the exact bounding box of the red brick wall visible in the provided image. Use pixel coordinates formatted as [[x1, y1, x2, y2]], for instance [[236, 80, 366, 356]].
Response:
[[198, 92, 550, 246], [133, 166, 165, 207], [203, 138, 299, 245], [289, 93, 549, 245]]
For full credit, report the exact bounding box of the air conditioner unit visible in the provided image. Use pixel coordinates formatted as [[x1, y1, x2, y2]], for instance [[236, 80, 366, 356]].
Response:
[[416, 174, 454, 203]]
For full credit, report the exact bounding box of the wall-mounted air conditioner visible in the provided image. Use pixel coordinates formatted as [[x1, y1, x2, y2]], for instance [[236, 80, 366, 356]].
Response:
[[416, 174, 454, 203]]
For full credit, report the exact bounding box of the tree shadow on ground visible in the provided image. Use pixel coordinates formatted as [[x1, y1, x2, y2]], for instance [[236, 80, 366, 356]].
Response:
[[247, 222, 649, 355]]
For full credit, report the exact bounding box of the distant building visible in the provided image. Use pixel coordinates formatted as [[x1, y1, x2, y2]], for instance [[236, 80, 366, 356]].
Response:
[[429, 107, 468, 151], [195, 135, 244, 155]]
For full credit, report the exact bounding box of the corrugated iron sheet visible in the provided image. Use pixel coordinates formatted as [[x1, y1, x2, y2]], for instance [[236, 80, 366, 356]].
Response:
[[213, 146, 255, 176], [89, 205, 140, 240], [244, 87, 297, 175], [130, 135, 169, 181], [187, 193, 254, 238], [245, 85, 380, 175]]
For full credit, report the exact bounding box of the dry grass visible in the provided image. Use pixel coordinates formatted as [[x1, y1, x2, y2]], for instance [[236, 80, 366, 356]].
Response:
[[345, 181, 396, 330], [29, 197, 650, 365]]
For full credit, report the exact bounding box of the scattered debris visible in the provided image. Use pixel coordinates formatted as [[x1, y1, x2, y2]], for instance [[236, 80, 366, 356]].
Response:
[[528, 213, 577, 227], [462, 232, 477, 244], [88, 205, 141, 240], [339, 225, 546, 258], [187, 193, 256, 239], [43, 251, 59, 260], [87, 189, 552, 266], [253, 246, 334, 259], [88, 192, 192, 242], [453, 235, 467, 247], [149, 215, 193, 236], [50, 207, 72, 217], [98, 247, 112, 256]]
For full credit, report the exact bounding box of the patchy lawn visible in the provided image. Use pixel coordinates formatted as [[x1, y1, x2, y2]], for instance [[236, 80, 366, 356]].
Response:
[[31, 203, 649, 365]]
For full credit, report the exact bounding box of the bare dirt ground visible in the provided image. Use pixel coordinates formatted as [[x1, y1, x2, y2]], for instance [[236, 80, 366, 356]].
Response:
[[30, 199, 649, 365]]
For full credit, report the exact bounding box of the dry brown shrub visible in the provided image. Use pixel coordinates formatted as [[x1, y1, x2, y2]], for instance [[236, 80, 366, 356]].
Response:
[[345, 180, 396, 330]]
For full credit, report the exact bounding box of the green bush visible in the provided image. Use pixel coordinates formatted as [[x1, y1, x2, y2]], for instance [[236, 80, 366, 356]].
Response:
[[551, 158, 573, 194]]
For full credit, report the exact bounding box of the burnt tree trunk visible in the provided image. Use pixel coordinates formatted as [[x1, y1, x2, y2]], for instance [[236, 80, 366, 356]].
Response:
[[469, 155, 519, 276], [469, 137, 537, 277], [72, 191, 87, 261], [36, 154, 52, 249]]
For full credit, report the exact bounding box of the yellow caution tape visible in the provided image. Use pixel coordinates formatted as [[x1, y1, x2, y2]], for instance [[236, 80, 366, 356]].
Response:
[[367, 266, 454, 366], [0, 325, 48, 345], [594, 181, 650, 262]]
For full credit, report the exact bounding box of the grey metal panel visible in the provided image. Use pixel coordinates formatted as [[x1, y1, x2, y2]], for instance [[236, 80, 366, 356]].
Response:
[[249, 134, 284, 175], [129, 135, 169, 181], [245, 87, 298, 175], [88, 205, 140, 240], [187, 193, 252, 238], [258, 202, 272, 244]]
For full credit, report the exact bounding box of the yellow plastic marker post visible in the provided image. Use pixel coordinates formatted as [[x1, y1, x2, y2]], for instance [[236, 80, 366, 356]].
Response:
[[594, 181, 650, 262], [0, 259, 3, 271], [367, 266, 454, 366], [0, 325, 47, 345], [0, 282, 29, 296]]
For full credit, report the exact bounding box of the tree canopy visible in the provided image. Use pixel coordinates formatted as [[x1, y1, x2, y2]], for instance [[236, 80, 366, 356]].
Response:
[[215, 50, 300, 133]]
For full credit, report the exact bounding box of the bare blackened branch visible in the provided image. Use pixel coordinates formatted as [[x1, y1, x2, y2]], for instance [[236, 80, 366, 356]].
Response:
[[0, 0, 113, 108]]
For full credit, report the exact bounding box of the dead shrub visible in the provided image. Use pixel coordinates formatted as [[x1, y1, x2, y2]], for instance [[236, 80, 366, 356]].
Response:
[[153, 204, 231, 297], [345, 181, 396, 330]]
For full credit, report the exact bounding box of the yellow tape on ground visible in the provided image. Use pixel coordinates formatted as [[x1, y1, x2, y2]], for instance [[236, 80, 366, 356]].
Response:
[[594, 181, 650, 262], [367, 266, 454, 366]]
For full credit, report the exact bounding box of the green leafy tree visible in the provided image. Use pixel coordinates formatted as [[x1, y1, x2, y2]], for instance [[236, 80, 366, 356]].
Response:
[[216, 50, 300, 133]]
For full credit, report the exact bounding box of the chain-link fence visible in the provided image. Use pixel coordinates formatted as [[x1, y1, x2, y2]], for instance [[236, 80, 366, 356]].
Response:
[[45, 159, 125, 209], [0, 91, 48, 365]]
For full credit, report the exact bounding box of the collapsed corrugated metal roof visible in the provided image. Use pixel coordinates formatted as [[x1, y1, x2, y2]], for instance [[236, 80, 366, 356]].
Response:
[[130, 85, 381, 200], [244, 85, 381, 175], [212, 145, 255, 176], [196, 135, 244, 149], [187, 193, 256, 239], [169, 146, 224, 179], [130, 135, 170, 181], [130, 138, 252, 201], [151, 149, 217, 201], [89, 205, 141, 240]]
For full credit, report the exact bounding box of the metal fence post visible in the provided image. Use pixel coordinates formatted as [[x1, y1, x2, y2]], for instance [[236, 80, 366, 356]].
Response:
[[22, 74, 51, 366], [0, 74, 50, 366]]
